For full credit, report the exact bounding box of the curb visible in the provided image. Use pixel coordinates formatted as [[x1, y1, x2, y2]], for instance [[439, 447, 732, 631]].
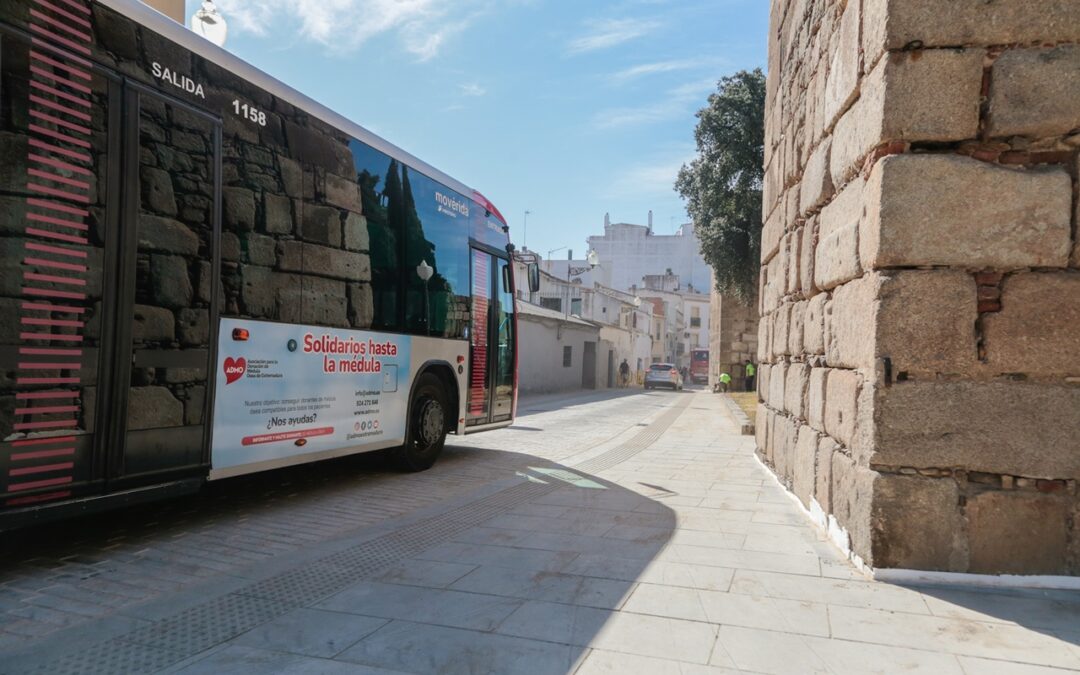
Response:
[[720, 393, 755, 436]]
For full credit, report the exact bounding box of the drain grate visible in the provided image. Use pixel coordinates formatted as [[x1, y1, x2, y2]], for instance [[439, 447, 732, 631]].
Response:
[[27, 400, 689, 673]]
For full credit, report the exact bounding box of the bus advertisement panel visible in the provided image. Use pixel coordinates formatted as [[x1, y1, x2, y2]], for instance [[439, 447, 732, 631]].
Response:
[[210, 319, 412, 475]]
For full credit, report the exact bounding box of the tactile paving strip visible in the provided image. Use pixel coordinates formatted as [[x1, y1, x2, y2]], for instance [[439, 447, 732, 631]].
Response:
[[29, 399, 690, 673]]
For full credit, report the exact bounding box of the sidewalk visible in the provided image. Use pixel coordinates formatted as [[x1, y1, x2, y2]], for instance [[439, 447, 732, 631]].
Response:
[[5, 390, 1079, 674]]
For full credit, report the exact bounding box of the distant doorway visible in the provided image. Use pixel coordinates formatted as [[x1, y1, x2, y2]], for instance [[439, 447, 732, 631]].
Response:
[[582, 341, 597, 389]]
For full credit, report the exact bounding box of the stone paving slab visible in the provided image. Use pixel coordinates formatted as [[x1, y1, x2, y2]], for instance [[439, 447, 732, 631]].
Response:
[[2, 388, 1080, 674]]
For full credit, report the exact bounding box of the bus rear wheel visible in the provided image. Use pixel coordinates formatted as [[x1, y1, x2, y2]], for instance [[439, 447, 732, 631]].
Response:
[[391, 373, 449, 472]]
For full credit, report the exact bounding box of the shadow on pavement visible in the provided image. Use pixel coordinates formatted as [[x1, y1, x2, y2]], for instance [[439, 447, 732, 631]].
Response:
[[0, 442, 677, 675]]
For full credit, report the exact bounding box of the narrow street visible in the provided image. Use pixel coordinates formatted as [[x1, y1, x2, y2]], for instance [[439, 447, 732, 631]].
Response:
[[1, 389, 1079, 674]]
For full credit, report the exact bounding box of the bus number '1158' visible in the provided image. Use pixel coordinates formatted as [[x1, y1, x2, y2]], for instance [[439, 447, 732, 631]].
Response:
[[232, 99, 267, 126]]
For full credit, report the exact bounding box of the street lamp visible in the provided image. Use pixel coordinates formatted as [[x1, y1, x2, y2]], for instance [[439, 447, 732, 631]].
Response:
[[417, 260, 433, 335], [190, 0, 227, 47]]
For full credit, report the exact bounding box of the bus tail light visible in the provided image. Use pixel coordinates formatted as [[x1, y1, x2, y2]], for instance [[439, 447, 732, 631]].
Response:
[[457, 355, 465, 363]]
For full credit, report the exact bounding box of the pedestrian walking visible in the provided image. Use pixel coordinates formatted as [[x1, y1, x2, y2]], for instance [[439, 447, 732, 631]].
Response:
[[745, 359, 756, 392], [619, 359, 630, 387]]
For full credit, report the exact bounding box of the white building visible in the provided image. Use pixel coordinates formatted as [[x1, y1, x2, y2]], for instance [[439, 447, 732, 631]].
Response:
[[587, 214, 710, 294]]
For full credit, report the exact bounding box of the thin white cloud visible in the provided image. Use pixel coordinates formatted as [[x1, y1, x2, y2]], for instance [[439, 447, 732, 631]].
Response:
[[603, 153, 694, 199], [566, 17, 662, 55], [594, 77, 716, 129], [458, 82, 488, 97], [216, 0, 480, 60]]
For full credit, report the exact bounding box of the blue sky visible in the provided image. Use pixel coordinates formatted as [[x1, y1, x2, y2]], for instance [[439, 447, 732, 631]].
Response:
[[186, 0, 768, 260]]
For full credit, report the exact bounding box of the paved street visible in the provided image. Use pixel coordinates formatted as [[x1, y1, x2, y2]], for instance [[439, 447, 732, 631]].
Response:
[[1, 388, 1079, 674]]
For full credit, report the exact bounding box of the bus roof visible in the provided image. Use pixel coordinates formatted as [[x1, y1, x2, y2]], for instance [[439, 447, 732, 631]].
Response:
[[99, 0, 498, 220]]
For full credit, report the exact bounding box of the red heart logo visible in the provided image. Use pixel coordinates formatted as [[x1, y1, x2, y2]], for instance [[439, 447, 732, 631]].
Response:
[[223, 357, 246, 384]]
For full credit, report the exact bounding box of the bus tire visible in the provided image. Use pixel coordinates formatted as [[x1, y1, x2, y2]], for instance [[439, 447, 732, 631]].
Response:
[[392, 373, 449, 472]]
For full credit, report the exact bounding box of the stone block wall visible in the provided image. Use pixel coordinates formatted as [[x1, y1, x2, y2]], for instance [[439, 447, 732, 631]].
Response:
[[758, 0, 1080, 574], [708, 288, 759, 390]]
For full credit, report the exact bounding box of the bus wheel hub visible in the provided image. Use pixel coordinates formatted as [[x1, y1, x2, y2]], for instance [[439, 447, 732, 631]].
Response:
[[417, 400, 444, 445]]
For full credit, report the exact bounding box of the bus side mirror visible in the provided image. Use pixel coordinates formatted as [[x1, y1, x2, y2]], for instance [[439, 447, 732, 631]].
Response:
[[527, 262, 540, 293]]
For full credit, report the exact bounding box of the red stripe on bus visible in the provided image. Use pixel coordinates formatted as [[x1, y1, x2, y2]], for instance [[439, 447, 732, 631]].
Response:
[[29, 23, 91, 56], [16, 379, 80, 387], [51, 0, 91, 16], [29, 79, 89, 108], [24, 272, 86, 287], [30, 37, 92, 68], [27, 212, 89, 232], [29, 63, 92, 94], [20, 331, 83, 341], [19, 348, 83, 357], [6, 491, 73, 506], [28, 182, 90, 203], [30, 50, 92, 80], [25, 240, 88, 259], [13, 419, 78, 430], [29, 123, 91, 149], [21, 317, 85, 328], [17, 361, 82, 370], [28, 137, 90, 163], [25, 228, 89, 246], [29, 8, 93, 42], [27, 196, 89, 217], [21, 302, 87, 315], [9, 462, 75, 477], [15, 404, 80, 415], [29, 94, 92, 122], [11, 448, 76, 461], [28, 169, 91, 192], [7, 476, 74, 492], [22, 286, 87, 300], [23, 257, 88, 273], [33, 0, 93, 30], [29, 110, 92, 137], [11, 433, 77, 443], [30, 153, 91, 176]]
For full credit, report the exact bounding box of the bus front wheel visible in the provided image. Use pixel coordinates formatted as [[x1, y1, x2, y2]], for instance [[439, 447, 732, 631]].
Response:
[[392, 373, 449, 472]]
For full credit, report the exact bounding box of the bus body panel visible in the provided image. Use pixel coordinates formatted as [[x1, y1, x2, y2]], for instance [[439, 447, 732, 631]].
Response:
[[0, 0, 514, 525], [690, 349, 709, 385]]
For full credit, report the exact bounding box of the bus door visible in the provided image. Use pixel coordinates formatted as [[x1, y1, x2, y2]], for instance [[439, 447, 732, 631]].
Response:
[[466, 249, 514, 426], [107, 82, 221, 483]]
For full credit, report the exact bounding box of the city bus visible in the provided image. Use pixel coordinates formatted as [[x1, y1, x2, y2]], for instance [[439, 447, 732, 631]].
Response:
[[0, 0, 538, 529], [689, 348, 709, 385]]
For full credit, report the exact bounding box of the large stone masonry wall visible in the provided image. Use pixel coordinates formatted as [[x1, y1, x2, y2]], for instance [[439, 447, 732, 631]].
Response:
[[758, 0, 1080, 575], [709, 289, 759, 390]]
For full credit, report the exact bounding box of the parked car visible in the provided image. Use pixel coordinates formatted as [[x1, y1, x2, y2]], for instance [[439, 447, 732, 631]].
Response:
[[644, 363, 683, 391]]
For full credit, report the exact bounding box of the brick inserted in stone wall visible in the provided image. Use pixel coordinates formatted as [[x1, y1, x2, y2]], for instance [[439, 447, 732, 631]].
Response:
[[758, 0, 1080, 575]]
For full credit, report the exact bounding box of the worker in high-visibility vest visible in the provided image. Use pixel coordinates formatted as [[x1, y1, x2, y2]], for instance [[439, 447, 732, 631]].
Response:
[[745, 360, 756, 392], [718, 372, 732, 392]]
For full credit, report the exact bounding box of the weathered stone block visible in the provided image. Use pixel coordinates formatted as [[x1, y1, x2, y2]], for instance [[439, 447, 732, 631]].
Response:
[[223, 187, 255, 231], [131, 304, 174, 342], [966, 491, 1070, 575], [244, 233, 277, 267], [263, 192, 294, 235], [793, 425, 819, 509], [787, 227, 803, 296], [761, 207, 784, 265], [799, 139, 833, 216], [871, 475, 967, 571], [757, 362, 771, 403], [302, 244, 371, 283], [185, 385, 205, 426], [302, 205, 343, 248], [177, 308, 209, 347], [301, 277, 348, 327], [768, 361, 787, 411], [757, 317, 770, 364], [343, 213, 369, 252], [221, 232, 240, 262], [799, 219, 817, 297], [762, 255, 784, 314], [138, 215, 199, 255], [807, 367, 827, 432], [815, 435, 837, 513], [804, 292, 827, 355], [347, 283, 374, 329], [774, 414, 799, 487], [787, 300, 806, 356], [277, 241, 302, 272], [150, 255, 193, 309], [324, 173, 363, 213], [877, 271, 977, 377], [863, 0, 1080, 65], [755, 402, 769, 453], [822, 0, 860, 128], [871, 381, 1080, 477], [878, 50, 983, 142], [814, 177, 863, 291], [863, 155, 1072, 269], [141, 166, 177, 216], [830, 453, 875, 563], [128, 386, 183, 430], [982, 272, 1080, 377], [279, 156, 302, 198], [826, 275, 875, 370], [785, 362, 810, 419], [824, 368, 858, 446]]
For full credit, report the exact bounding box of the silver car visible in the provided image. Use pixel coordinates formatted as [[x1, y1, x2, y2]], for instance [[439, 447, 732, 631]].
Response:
[[644, 363, 683, 391]]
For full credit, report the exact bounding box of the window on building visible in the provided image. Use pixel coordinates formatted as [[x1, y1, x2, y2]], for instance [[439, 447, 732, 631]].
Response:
[[570, 298, 582, 315], [690, 316, 701, 328], [563, 345, 572, 367], [539, 297, 561, 311]]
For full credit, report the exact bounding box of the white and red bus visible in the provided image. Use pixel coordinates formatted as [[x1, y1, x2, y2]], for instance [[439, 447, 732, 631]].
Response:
[[689, 349, 709, 385], [0, 0, 539, 529]]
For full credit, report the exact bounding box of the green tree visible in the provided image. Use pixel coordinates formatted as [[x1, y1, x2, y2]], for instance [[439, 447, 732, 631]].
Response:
[[676, 69, 766, 302]]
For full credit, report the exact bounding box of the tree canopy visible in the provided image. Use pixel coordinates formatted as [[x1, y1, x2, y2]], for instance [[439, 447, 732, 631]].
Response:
[[676, 69, 766, 303]]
